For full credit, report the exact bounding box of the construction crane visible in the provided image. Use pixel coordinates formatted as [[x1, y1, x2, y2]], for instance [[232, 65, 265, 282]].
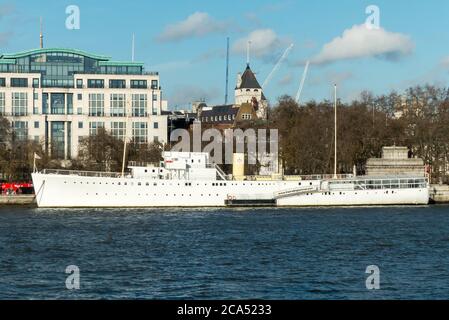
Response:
[[295, 60, 310, 105], [262, 43, 294, 89]]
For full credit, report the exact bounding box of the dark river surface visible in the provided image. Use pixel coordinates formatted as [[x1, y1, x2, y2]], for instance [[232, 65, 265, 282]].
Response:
[[0, 205, 448, 299]]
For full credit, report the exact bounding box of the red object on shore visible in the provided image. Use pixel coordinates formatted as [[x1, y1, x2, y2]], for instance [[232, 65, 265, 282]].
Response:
[[0, 182, 34, 195]]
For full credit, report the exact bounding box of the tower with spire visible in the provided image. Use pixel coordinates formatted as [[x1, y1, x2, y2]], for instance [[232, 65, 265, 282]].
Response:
[[234, 63, 268, 120]]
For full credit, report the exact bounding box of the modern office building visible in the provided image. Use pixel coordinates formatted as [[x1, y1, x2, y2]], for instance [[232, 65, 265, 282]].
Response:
[[0, 48, 168, 159]]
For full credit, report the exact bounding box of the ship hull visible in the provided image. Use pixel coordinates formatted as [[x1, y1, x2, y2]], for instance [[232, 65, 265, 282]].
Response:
[[32, 173, 429, 208]]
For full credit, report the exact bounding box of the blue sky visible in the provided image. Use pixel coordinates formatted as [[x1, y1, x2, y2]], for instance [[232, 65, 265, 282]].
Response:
[[2, 0, 449, 109]]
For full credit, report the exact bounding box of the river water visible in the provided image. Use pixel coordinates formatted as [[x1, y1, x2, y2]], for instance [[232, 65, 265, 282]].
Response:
[[0, 205, 448, 299]]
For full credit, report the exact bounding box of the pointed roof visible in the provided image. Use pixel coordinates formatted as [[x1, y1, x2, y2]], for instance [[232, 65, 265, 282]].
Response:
[[237, 64, 262, 89]]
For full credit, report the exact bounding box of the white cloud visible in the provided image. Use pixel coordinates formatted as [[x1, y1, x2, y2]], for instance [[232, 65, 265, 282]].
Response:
[[232, 29, 284, 60], [0, 32, 13, 46], [311, 24, 414, 65], [169, 85, 221, 107], [157, 12, 229, 42], [439, 56, 449, 69], [278, 73, 293, 86], [0, 3, 14, 20]]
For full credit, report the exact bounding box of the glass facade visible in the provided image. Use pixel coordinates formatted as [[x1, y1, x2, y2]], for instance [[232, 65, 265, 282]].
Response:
[[111, 122, 126, 140], [42, 93, 48, 114], [131, 80, 147, 89], [12, 92, 28, 116], [88, 79, 104, 88], [151, 80, 158, 89], [12, 121, 28, 141], [0, 48, 163, 159], [51, 122, 65, 159], [0, 92, 4, 115], [11, 78, 28, 87], [132, 122, 148, 143], [67, 93, 73, 114], [132, 94, 147, 117], [51, 93, 65, 114], [109, 79, 126, 88], [0, 49, 147, 88], [89, 93, 104, 116], [89, 121, 105, 135], [110, 93, 126, 116]]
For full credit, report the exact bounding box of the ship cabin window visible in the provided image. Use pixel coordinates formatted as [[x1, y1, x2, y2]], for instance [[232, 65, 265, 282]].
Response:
[[138, 182, 141, 186]]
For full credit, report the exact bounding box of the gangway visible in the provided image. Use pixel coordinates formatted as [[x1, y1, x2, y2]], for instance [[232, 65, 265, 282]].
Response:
[[274, 186, 318, 199]]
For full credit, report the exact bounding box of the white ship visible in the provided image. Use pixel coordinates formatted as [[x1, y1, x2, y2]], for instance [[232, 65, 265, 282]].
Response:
[[32, 151, 429, 208]]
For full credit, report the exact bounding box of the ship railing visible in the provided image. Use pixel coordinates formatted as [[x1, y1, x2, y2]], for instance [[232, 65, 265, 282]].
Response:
[[42, 169, 123, 178], [244, 174, 354, 181]]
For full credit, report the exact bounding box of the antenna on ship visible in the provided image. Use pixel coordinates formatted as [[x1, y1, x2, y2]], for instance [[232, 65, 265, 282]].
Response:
[[225, 37, 230, 105], [334, 84, 338, 179]]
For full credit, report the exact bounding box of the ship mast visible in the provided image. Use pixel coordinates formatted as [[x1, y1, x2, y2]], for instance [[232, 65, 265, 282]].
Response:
[[334, 84, 337, 179]]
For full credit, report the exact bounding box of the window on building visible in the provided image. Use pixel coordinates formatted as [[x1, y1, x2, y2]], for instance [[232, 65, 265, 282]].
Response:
[[78, 121, 83, 129], [12, 92, 27, 116], [109, 79, 126, 89], [111, 122, 126, 140], [110, 94, 126, 117], [51, 93, 65, 115], [67, 94, 73, 115], [89, 94, 104, 116], [32, 78, 40, 88], [34, 121, 39, 129], [154, 136, 159, 143], [0, 92, 5, 115], [89, 121, 105, 136], [42, 93, 48, 114], [130, 80, 147, 89], [51, 122, 65, 159], [132, 94, 147, 117], [151, 80, 158, 89], [77, 94, 82, 100], [132, 122, 148, 143], [153, 122, 159, 129], [87, 79, 104, 88], [11, 78, 28, 88], [152, 93, 158, 101], [12, 121, 28, 141], [0, 78, 5, 87], [33, 93, 38, 100], [77, 107, 82, 115], [76, 79, 83, 89]]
